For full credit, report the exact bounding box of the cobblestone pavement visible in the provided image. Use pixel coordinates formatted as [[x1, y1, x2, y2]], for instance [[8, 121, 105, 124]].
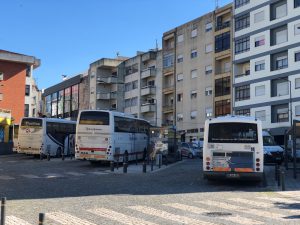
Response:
[[0, 154, 300, 225]]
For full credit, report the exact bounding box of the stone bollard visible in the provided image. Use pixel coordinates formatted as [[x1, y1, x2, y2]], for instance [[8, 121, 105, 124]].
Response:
[[123, 162, 128, 173], [1, 197, 6, 225], [281, 170, 286, 191], [143, 161, 147, 173], [38, 213, 45, 225]]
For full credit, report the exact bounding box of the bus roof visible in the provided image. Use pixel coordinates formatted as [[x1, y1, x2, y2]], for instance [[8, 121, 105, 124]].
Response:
[[207, 115, 260, 123], [21, 117, 76, 124]]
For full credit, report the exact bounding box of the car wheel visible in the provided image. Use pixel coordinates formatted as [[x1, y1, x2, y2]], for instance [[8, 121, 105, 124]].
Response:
[[188, 153, 193, 159]]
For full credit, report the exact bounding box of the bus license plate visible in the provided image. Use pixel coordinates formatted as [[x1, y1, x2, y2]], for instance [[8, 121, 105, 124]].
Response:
[[226, 173, 240, 178]]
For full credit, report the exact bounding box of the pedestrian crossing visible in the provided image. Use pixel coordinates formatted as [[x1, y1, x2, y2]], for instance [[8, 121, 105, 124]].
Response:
[[5, 195, 300, 225]]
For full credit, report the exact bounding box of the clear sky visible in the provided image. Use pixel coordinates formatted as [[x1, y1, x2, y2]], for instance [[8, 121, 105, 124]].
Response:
[[1, 0, 232, 89]]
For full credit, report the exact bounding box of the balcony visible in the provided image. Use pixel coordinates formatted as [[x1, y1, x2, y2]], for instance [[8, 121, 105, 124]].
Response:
[[142, 52, 156, 62], [215, 21, 230, 32], [163, 104, 173, 113], [235, 70, 250, 78], [97, 76, 118, 84], [141, 103, 156, 113], [141, 86, 156, 96], [162, 84, 174, 94], [141, 68, 156, 79], [96, 92, 117, 100]]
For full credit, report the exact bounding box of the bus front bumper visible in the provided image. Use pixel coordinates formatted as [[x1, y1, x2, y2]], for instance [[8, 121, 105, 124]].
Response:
[[203, 171, 264, 181]]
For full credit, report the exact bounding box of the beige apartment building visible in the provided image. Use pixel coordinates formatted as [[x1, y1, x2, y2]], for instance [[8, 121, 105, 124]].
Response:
[[162, 12, 215, 142]]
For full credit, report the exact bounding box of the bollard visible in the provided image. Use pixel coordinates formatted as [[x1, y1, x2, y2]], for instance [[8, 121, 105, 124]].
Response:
[[38, 213, 45, 225], [47, 153, 50, 161], [123, 162, 127, 173], [110, 161, 114, 172], [135, 153, 138, 165], [281, 170, 286, 191], [1, 197, 6, 225], [278, 168, 281, 187], [151, 159, 154, 171], [275, 164, 279, 181], [62, 153, 65, 161], [70, 154, 73, 160], [158, 154, 162, 169], [143, 161, 147, 173]]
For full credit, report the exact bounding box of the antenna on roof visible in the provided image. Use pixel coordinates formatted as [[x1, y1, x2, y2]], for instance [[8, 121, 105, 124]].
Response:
[[215, 0, 219, 9], [62, 75, 67, 81], [155, 39, 158, 50], [116, 51, 120, 57]]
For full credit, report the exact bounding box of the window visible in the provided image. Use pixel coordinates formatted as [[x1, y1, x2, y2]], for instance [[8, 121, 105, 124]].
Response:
[[163, 54, 174, 68], [205, 65, 213, 74], [191, 28, 197, 38], [26, 66, 31, 77], [215, 100, 231, 117], [191, 90, 197, 99], [296, 52, 300, 62], [296, 78, 300, 89], [271, 78, 289, 96], [255, 85, 265, 96], [215, 32, 230, 53], [296, 105, 300, 116], [235, 13, 250, 31], [254, 11, 265, 23], [255, 60, 265, 71], [255, 110, 266, 121], [296, 0, 300, 8], [177, 34, 184, 43], [190, 111, 197, 119], [132, 80, 138, 89], [235, 36, 250, 54], [191, 69, 197, 79], [205, 107, 213, 118], [25, 85, 30, 96], [177, 54, 183, 63], [255, 36, 265, 47], [205, 22, 213, 32], [125, 99, 131, 108], [271, 51, 288, 71], [235, 108, 250, 116], [205, 87, 212, 96], [215, 77, 230, 97], [177, 93, 183, 102], [191, 49, 197, 58], [272, 104, 289, 123], [125, 63, 138, 75], [131, 97, 138, 107], [271, 0, 287, 20], [235, 85, 250, 101], [0, 72, 3, 81], [235, 0, 250, 8], [177, 113, 183, 121], [24, 104, 29, 117], [295, 23, 300, 35], [148, 80, 155, 87], [205, 44, 213, 53], [271, 25, 288, 46], [125, 83, 131, 92], [177, 73, 183, 81]]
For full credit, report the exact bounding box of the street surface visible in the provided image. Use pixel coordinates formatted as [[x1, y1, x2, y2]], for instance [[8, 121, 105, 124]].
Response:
[[0, 154, 300, 225]]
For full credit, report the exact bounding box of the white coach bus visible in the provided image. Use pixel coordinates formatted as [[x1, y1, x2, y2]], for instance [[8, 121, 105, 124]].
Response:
[[75, 110, 150, 162], [18, 117, 76, 157], [203, 116, 264, 180]]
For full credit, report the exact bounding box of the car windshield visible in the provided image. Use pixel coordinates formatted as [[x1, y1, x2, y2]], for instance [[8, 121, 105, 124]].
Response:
[[263, 136, 276, 146]]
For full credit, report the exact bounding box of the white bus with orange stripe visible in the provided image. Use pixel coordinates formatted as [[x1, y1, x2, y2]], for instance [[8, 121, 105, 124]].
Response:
[[75, 110, 150, 163], [203, 116, 264, 180]]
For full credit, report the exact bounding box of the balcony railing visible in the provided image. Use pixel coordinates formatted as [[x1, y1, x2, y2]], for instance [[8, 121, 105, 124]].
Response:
[[97, 76, 118, 84], [96, 92, 117, 100], [235, 70, 250, 78], [141, 103, 156, 113], [163, 104, 174, 112], [215, 21, 230, 31], [141, 86, 156, 96], [142, 52, 156, 62], [141, 68, 156, 79]]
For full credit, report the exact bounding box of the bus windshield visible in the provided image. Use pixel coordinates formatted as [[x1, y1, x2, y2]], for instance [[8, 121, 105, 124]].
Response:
[[208, 122, 258, 143], [21, 118, 42, 127], [79, 111, 110, 125]]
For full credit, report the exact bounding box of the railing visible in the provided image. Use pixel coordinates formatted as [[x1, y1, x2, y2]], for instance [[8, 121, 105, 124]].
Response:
[[141, 68, 156, 79], [235, 71, 250, 78], [97, 76, 118, 84], [215, 21, 230, 31]]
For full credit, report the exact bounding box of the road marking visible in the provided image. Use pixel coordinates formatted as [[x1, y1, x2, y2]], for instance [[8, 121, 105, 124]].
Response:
[[65, 172, 85, 176], [129, 205, 218, 225], [228, 198, 273, 208], [165, 203, 263, 225], [0, 175, 15, 180], [89, 171, 107, 175], [88, 208, 158, 225], [6, 216, 32, 225], [21, 174, 40, 179], [199, 200, 287, 222], [47, 211, 96, 225], [44, 173, 64, 178]]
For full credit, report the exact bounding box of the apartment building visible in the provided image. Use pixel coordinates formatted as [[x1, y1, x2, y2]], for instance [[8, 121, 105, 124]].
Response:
[[162, 12, 215, 142], [43, 72, 89, 121], [233, 0, 300, 144], [120, 50, 163, 127], [89, 58, 126, 112], [213, 4, 233, 117]]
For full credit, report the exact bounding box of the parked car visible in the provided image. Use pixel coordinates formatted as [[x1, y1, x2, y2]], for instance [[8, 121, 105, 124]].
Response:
[[179, 142, 201, 159], [263, 131, 284, 164]]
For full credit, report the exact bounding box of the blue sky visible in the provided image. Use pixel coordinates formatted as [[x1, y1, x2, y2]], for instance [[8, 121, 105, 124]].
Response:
[[1, 0, 232, 89]]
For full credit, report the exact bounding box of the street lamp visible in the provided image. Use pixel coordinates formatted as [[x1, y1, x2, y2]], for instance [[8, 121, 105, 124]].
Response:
[[277, 77, 292, 127]]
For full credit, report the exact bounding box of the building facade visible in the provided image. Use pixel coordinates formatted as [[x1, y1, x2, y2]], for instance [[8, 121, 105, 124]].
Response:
[[233, 0, 300, 143], [42, 73, 89, 121], [0, 50, 40, 142], [162, 12, 215, 142]]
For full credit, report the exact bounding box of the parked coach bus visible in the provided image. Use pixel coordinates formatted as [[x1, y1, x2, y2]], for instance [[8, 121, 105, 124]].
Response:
[[203, 116, 264, 180], [75, 110, 150, 163], [18, 117, 76, 157]]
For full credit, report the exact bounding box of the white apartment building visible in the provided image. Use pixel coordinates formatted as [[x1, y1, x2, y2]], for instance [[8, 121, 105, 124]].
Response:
[[122, 50, 163, 127], [233, 0, 300, 144]]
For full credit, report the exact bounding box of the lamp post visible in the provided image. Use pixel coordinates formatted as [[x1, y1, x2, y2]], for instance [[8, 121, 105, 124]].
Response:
[[277, 77, 292, 127]]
